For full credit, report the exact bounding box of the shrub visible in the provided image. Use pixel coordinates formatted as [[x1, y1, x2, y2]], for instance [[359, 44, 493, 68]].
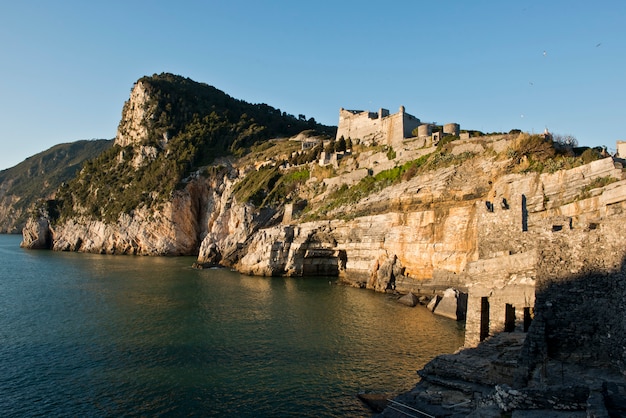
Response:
[[581, 148, 601, 164], [512, 134, 556, 162], [436, 135, 460, 152]]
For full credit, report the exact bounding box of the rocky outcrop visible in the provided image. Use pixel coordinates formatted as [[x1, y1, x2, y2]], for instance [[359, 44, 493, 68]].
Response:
[[380, 331, 626, 417], [20, 217, 52, 249], [39, 173, 224, 255], [115, 81, 152, 148], [427, 288, 468, 320]]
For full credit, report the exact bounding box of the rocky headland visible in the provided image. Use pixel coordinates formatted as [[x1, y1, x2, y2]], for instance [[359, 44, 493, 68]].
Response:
[[19, 73, 626, 416]]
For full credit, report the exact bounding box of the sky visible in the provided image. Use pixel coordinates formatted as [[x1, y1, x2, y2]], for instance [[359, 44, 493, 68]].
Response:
[[1, 0, 625, 170]]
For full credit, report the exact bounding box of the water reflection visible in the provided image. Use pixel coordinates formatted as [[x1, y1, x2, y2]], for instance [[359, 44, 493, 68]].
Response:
[[0, 237, 464, 417]]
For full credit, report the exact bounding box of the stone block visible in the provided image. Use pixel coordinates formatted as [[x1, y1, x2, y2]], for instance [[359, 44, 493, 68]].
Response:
[[427, 295, 440, 312], [434, 288, 461, 320]]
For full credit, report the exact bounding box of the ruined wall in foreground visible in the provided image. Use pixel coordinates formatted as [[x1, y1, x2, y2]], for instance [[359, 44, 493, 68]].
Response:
[[463, 157, 626, 349], [520, 212, 626, 377]]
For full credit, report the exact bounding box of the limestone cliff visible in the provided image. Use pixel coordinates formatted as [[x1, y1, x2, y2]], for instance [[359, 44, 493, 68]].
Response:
[[18, 73, 626, 415], [195, 146, 625, 298], [21, 73, 332, 255]]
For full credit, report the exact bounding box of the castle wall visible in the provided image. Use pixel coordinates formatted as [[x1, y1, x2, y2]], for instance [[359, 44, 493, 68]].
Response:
[[401, 111, 421, 143], [335, 106, 420, 146], [616, 140, 626, 159], [336, 108, 385, 144]]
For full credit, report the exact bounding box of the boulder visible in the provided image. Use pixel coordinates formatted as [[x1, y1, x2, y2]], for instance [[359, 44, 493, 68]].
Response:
[[427, 295, 440, 312], [433, 288, 462, 320], [398, 292, 418, 307]]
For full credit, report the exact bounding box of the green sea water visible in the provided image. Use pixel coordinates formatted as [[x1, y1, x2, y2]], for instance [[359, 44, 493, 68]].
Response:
[[0, 234, 464, 417]]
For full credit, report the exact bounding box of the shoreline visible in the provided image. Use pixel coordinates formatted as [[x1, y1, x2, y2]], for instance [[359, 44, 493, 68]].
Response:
[[372, 331, 626, 417]]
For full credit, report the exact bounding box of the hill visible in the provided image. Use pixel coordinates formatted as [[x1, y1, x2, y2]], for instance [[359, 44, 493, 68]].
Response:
[[53, 73, 335, 223], [18, 73, 626, 415], [0, 139, 112, 233]]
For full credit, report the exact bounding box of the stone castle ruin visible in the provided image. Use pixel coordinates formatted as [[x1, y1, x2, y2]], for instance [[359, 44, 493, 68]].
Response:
[[335, 105, 460, 147]]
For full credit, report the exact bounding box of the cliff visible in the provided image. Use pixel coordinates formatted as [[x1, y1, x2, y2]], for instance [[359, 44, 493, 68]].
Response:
[[20, 73, 333, 255], [21, 75, 626, 307], [20, 74, 626, 414]]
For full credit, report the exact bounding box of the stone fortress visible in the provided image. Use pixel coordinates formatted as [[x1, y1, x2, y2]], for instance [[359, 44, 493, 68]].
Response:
[[335, 105, 462, 147], [288, 106, 626, 366]]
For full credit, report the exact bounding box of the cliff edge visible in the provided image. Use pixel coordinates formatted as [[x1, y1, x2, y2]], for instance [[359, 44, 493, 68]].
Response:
[[19, 73, 626, 415]]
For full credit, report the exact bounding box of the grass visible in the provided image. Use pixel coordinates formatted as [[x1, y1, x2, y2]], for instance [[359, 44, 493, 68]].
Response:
[[310, 154, 432, 217]]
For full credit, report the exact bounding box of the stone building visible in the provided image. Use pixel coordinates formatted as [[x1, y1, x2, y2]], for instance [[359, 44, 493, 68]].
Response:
[[335, 106, 421, 147], [616, 140, 626, 159], [335, 105, 464, 148]]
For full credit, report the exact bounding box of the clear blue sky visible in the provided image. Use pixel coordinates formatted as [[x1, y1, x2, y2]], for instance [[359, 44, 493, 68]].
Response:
[[1, 0, 624, 170]]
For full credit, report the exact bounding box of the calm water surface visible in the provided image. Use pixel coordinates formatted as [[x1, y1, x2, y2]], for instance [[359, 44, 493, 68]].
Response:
[[0, 234, 464, 417]]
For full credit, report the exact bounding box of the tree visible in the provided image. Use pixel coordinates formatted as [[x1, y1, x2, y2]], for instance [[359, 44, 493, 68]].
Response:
[[553, 134, 578, 148], [336, 136, 347, 153], [324, 139, 336, 154]]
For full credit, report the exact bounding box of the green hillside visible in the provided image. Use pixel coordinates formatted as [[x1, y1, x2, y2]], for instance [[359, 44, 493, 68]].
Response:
[[0, 139, 113, 232], [54, 73, 336, 223]]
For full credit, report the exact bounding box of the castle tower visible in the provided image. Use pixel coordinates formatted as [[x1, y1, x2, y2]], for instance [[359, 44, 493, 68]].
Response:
[[443, 123, 460, 137]]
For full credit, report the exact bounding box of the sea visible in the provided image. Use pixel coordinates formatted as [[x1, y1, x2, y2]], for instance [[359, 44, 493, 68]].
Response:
[[0, 234, 464, 417]]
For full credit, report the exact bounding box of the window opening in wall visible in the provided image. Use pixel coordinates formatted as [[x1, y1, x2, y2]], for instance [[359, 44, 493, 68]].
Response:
[[521, 194, 528, 232], [523, 307, 532, 332], [480, 297, 490, 341], [505, 303, 516, 332]]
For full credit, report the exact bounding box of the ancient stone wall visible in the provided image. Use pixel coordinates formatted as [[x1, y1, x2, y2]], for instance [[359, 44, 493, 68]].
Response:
[[515, 211, 626, 381], [463, 157, 626, 349], [335, 106, 420, 147], [464, 251, 537, 347]]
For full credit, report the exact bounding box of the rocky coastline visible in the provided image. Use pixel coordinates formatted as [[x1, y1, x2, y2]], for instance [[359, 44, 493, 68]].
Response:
[[371, 330, 626, 417], [18, 75, 626, 416]]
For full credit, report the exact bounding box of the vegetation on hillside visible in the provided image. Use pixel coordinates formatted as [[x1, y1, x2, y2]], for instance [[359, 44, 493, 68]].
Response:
[[12, 73, 616, 229], [507, 133, 604, 173], [0, 139, 112, 231], [53, 73, 336, 223]]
